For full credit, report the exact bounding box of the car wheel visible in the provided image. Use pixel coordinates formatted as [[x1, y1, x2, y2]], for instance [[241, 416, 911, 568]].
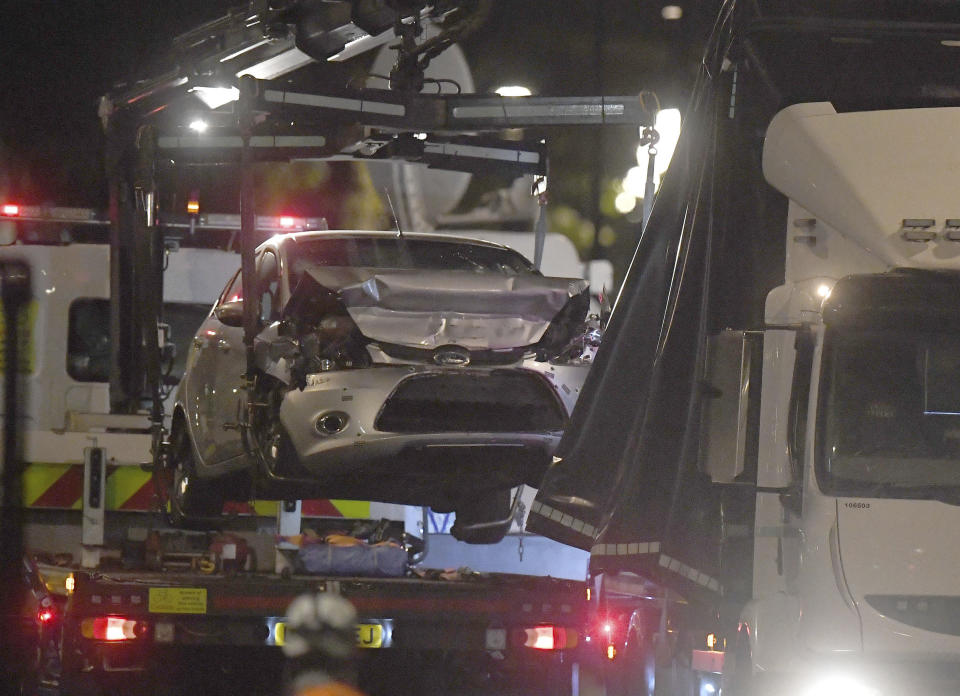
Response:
[[450, 489, 511, 544], [168, 425, 224, 527]]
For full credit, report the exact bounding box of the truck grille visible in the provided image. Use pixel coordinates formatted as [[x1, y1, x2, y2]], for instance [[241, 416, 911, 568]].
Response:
[[375, 371, 566, 433]]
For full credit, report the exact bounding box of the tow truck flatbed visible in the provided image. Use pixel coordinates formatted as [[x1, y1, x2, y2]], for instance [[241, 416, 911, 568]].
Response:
[[56, 567, 588, 695], [65, 568, 585, 648]]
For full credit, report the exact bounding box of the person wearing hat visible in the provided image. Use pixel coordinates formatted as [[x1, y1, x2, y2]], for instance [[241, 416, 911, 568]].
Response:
[[282, 592, 367, 696]]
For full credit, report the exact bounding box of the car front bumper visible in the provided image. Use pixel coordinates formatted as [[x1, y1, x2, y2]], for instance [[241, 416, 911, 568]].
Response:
[[276, 364, 566, 503]]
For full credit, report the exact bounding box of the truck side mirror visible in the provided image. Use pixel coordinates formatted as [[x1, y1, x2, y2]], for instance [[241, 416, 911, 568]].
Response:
[[699, 329, 755, 484], [214, 300, 244, 327], [779, 484, 803, 517]]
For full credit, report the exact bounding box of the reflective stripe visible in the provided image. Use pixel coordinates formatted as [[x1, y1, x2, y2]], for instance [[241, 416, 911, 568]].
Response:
[[529, 501, 597, 538], [588, 541, 723, 593], [590, 541, 661, 556], [23, 463, 369, 516], [24, 464, 83, 509], [658, 554, 723, 593], [222, 499, 364, 518], [110, 468, 155, 511], [23, 463, 152, 510]]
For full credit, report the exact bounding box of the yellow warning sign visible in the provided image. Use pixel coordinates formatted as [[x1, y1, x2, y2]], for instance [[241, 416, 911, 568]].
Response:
[[148, 587, 208, 614]]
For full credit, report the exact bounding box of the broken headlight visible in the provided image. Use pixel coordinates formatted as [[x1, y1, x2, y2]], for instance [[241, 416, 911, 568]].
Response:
[[534, 291, 591, 362], [308, 312, 372, 371]]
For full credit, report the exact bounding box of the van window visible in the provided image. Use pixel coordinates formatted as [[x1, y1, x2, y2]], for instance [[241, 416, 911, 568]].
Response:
[[67, 299, 211, 383], [67, 300, 111, 382]]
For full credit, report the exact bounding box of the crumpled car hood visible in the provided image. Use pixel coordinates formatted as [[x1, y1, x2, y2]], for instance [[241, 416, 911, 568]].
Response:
[[300, 265, 589, 350]]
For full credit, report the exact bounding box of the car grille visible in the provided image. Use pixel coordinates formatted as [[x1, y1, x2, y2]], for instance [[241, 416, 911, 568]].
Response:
[[375, 370, 566, 433]]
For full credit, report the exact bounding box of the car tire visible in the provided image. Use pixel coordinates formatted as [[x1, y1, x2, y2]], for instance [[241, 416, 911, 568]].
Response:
[[450, 488, 511, 544], [168, 425, 224, 528]]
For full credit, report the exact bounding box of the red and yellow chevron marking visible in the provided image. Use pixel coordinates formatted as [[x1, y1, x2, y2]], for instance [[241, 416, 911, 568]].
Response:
[[22, 463, 370, 518], [221, 499, 370, 518], [23, 463, 160, 511]]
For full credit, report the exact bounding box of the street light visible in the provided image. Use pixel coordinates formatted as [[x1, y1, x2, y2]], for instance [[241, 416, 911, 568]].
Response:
[[661, 5, 683, 20], [495, 85, 533, 97], [621, 108, 682, 200], [615, 191, 637, 214]]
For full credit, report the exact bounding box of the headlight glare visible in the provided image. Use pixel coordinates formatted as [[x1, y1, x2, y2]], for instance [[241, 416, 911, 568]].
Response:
[[801, 674, 880, 696]]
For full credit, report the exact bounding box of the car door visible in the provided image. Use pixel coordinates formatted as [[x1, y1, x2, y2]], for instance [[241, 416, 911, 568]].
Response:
[[184, 268, 248, 468], [207, 249, 285, 464]]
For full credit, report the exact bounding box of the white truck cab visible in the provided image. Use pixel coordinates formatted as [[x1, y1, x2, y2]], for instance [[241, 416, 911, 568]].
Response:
[[744, 103, 960, 689]]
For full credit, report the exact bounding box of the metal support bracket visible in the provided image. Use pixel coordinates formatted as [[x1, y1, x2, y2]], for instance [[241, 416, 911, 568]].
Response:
[[275, 499, 303, 575], [81, 446, 107, 569]]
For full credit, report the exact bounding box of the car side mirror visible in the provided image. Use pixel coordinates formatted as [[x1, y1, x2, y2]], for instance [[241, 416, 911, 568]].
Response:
[[214, 300, 244, 327]]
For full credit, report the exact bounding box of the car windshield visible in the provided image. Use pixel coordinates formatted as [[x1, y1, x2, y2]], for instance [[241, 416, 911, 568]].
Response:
[[818, 329, 960, 497], [289, 236, 535, 275]]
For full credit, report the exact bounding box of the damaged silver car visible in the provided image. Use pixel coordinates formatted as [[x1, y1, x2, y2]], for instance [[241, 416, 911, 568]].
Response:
[[167, 230, 597, 542]]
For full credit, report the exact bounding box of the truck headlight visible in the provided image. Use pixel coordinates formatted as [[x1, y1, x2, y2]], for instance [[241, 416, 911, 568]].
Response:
[[802, 674, 880, 696]]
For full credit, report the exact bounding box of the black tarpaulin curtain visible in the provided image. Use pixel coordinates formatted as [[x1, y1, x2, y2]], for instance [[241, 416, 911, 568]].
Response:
[[528, 1, 737, 601]]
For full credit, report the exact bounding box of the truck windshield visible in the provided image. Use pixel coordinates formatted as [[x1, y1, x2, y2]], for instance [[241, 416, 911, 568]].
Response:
[[818, 329, 960, 498]]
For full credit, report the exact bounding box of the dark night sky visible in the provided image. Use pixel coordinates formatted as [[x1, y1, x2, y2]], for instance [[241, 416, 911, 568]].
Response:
[[2, 1, 236, 205], [0, 2, 710, 211]]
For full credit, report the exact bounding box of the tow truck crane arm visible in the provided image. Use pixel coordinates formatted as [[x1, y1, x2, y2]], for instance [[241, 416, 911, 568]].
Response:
[[101, 0, 655, 502]]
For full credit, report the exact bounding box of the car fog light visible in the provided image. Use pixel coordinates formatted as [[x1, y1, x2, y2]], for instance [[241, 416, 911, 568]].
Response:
[[316, 412, 349, 436]]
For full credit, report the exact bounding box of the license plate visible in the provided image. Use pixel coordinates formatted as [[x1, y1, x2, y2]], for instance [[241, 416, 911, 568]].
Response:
[[274, 622, 383, 649]]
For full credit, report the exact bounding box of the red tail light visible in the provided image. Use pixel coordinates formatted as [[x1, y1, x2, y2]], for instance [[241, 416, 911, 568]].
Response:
[[518, 625, 577, 650], [80, 616, 145, 641], [2, 204, 20, 216], [279, 216, 295, 229], [37, 608, 56, 624]]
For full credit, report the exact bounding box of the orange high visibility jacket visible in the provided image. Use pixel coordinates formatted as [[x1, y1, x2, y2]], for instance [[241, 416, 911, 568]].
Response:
[[296, 683, 367, 696]]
